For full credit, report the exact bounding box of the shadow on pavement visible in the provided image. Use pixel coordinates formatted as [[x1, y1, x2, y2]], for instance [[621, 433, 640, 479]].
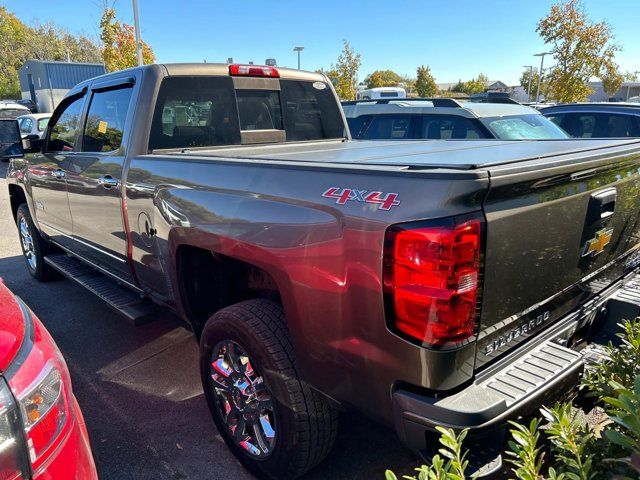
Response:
[[0, 253, 420, 480]]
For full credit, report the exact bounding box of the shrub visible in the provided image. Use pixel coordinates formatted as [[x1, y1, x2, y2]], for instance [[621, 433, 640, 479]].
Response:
[[386, 319, 640, 480]]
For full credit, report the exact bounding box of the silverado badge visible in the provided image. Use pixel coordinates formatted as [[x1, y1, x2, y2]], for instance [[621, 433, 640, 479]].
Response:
[[582, 228, 613, 257]]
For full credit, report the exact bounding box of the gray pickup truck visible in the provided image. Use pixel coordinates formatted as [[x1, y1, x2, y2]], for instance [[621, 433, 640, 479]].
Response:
[[4, 63, 640, 478]]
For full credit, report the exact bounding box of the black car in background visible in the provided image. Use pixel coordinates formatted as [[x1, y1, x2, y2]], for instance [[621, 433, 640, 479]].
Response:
[[541, 103, 640, 138]]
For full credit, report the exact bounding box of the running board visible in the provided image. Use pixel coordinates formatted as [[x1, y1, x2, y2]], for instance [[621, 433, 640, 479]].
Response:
[[44, 254, 156, 325]]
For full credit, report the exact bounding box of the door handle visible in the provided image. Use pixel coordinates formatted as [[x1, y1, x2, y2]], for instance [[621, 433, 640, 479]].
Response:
[[98, 175, 119, 189], [587, 187, 616, 223], [51, 169, 65, 179]]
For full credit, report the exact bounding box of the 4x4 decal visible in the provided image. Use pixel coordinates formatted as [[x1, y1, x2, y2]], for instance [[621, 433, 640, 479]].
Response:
[[322, 187, 400, 211]]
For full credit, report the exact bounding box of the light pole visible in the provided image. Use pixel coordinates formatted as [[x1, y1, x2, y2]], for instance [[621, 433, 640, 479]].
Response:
[[534, 52, 552, 103], [293, 46, 304, 70], [523, 65, 533, 102], [132, 0, 143, 66]]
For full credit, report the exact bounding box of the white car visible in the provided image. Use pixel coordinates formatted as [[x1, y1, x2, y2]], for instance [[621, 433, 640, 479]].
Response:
[[0, 102, 30, 120], [16, 113, 51, 139]]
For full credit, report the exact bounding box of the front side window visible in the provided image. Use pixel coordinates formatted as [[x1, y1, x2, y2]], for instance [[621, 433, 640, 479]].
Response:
[[150, 76, 240, 150], [560, 112, 640, 138], [81, 87, 133, 152], [47, 95, 85, 152], [481, 114, 568, 140]]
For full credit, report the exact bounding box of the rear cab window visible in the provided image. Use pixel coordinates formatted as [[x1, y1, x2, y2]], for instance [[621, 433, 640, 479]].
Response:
[[149, 75, 344, 151]]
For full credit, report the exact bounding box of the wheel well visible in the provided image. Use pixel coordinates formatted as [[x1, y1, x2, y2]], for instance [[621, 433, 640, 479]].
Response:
[[176, 245, 282, 336], [8, 185, 27, 222]]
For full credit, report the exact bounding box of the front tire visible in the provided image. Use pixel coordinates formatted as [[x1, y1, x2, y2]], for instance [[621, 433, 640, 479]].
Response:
[[200, 299, 338, 479], [16, 204, 57, 281]]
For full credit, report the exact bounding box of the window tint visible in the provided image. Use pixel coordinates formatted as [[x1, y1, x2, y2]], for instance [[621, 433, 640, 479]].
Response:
[[347, 115, 370, 138], [562, 112, 640, 138], [47, 95, 84, 152], [236, 90, 283, 131], [149, 76, 240, 150], [362, 115, 412, 140], [280, 80, 344, 141], [81, 87, 133, 152], [18, 117, 33, 134], [481, 114, 568, 140], [418, 115, 483, 139]]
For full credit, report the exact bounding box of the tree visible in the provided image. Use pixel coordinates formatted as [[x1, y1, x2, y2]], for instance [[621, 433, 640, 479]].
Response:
[[364, 69, 402, 89], [414, 65, 437, 97], [537, 0, 621, 102], [623, 71, 639, 82], [325, 40, 361, 100], [0, 6, 101, 98], [601, 64, 624, 96], [519, 67, 546, 101], [465, 73, 489, 94], [450, 74, 488, 95], [100, 6, 155, 72]]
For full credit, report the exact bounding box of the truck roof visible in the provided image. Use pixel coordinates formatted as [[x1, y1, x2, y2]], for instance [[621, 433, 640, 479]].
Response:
[[168, 138, 640, 171], [73, 63, 327, 90]]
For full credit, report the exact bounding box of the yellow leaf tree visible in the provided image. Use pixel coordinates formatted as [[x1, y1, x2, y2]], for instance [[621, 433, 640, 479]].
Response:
[[537, 0, 621, 102], [100, 6, 155, 72]]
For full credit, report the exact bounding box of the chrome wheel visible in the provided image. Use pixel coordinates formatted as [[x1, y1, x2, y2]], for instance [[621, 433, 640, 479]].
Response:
[[19, 217, 37, 270], [209, 340, 276, 458]]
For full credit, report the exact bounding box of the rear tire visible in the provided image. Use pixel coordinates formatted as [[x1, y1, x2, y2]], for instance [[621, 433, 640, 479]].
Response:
[[16, 204, 57, 281], [200, 299, 338, 479]]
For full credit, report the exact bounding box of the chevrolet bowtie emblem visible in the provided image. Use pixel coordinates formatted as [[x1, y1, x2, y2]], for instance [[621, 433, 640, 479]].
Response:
[[582, 228, 613, 257]]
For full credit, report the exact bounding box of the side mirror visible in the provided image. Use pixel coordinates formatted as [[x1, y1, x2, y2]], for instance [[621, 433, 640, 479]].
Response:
[[0, 119, 24, 159], [24, 134, 40, 141], [22, 137, 44, 154]]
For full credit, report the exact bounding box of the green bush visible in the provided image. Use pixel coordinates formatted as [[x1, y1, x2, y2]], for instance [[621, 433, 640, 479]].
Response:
[[386, 319, 640, 480]]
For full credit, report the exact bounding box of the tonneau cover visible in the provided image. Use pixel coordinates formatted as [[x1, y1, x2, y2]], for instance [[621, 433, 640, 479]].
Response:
[[165, 138, 640, 170]]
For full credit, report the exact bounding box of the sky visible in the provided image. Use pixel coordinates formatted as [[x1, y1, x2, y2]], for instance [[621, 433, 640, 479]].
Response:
[[4, 0, 640, 85]]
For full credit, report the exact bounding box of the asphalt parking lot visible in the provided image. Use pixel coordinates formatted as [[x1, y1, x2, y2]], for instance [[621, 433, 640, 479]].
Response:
[[0, 161, 420, 479]]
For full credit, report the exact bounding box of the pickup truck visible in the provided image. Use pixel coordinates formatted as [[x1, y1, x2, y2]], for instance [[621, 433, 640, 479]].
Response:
[[4, 63, 640, 478]]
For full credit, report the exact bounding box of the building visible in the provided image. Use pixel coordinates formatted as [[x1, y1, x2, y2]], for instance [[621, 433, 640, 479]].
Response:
[[587, 81, 640, 102], [18, 60, 106, 113]]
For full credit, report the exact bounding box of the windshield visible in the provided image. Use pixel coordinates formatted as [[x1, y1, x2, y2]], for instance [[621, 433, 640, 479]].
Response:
[[481, 114, 569, 140]]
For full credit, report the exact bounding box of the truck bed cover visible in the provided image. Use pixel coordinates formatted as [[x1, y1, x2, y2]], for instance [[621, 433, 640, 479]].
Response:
[[166, 138, 640, 171]]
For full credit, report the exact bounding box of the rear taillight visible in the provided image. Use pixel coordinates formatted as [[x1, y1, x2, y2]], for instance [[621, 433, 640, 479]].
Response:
[[383, 215, 483, 346], [0, 380, 29, 480], [229, 64, 280, 78], [6, 304, 73, 474]]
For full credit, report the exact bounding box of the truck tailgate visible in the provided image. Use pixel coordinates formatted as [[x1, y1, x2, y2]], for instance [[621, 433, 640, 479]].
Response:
[[476, 141, 640, 368]]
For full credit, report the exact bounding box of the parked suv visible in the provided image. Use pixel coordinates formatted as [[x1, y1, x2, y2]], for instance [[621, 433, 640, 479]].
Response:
[[342, 98, 569, 140], [541, 103, 640, 138]]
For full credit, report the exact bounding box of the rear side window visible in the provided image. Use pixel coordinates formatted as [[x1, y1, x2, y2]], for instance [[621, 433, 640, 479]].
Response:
[[559, 112, 640, 138], [279, 80, 344, 141], [418, 115, 484, 139], [150, 76, 240, 150], [47, 95, 85, 152], [81, 86, 133, 152], [347, 115, 370, 138], [361, 114, 412, 140]]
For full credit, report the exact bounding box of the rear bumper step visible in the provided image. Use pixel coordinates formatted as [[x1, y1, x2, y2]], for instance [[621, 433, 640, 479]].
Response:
[[44, 253, 156, 325], [392, 268, 640, 477]]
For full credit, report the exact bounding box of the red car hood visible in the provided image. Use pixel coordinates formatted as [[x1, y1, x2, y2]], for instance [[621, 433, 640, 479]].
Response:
[[0, 282, 27, 372]]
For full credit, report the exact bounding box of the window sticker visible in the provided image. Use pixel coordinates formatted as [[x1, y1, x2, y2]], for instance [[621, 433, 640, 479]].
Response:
[[98, 121, 108, 134]]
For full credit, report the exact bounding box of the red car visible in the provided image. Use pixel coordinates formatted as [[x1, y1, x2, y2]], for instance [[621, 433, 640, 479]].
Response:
[[0, 280, 97, 479]]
